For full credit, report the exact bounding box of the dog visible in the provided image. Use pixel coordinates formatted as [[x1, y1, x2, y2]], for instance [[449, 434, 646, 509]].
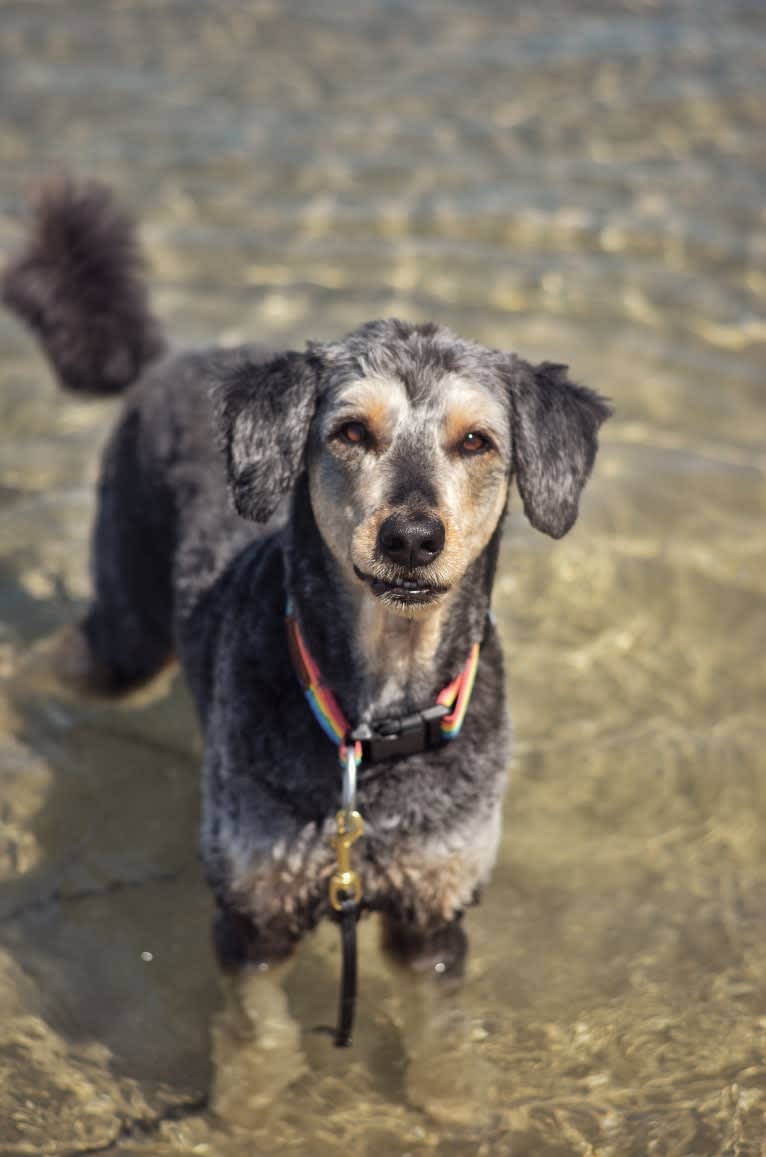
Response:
[[2, 180, 610, 1093]]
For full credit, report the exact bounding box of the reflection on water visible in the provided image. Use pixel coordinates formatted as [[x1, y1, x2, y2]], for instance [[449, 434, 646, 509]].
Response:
[[1, 0, 764, 1152]]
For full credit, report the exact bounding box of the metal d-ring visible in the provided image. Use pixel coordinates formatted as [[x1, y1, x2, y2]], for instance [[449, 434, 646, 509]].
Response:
[[342, 743, 358, 813]]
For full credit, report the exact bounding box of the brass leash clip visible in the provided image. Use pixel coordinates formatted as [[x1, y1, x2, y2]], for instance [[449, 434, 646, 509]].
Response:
[[329, 808, 364, 911]]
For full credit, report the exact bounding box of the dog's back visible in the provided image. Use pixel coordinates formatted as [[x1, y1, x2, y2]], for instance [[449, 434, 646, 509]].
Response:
[[2, 181, 270, 696]]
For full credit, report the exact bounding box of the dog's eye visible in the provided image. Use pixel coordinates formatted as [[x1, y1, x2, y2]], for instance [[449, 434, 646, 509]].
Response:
[[338, 421, 369, 447], [460, 431, 491, 455]]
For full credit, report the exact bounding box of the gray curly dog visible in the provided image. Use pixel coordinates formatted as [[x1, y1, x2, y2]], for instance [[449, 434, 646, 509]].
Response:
[[2, 180, 610, 1033]]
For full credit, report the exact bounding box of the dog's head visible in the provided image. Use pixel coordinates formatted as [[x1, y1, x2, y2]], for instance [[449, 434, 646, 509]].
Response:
[[214, 320, 611, 617]]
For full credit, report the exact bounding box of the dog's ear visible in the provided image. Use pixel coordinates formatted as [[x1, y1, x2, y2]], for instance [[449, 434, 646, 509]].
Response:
[[505, 359, 611, 538], [211, 348, 319, 522]]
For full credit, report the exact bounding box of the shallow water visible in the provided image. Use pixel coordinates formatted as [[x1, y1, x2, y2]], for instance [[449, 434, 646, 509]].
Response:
[[1, 0, 765, 1153]]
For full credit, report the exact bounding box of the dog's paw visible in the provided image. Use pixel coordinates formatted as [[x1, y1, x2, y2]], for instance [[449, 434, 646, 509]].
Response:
[[49, 627, 116, 695], [13, 625, 177, 708], [403, 1006, 496, 1128], [210, 966, 307, 1123]]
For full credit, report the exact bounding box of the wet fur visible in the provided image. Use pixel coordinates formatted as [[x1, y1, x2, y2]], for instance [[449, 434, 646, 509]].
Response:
[[2, 182, 610, 979]]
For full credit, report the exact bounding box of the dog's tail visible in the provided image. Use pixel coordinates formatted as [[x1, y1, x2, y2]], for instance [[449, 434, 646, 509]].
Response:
[[1, 178, 166, 396]]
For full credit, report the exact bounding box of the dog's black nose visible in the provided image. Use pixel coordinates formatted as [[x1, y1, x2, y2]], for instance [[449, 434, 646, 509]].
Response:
[[378, 512, 445, 569]]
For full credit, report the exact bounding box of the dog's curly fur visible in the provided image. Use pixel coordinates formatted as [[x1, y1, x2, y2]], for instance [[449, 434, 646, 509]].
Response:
[[2, 181, 610, 982]]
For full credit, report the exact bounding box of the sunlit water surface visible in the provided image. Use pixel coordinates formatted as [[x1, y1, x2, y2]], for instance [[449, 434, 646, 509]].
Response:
[[1, 1, 764, 1153]]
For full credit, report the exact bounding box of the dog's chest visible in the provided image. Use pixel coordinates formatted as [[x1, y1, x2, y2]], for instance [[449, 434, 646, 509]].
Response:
[[229, 800, 502, 928]]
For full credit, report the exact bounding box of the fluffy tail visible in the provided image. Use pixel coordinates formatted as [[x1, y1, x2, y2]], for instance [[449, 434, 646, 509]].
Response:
[[1, 178, 166, 395]]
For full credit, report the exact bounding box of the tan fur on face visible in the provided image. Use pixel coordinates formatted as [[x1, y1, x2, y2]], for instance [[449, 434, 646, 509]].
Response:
[[352, 586, 452, 716], [310, 374, 510, 588], [326, 376, 409, 450], [308, 371, 511, 700], [442, 380, 508, 451], [436, 377, 511, 569], [309, 377, 409, 584]]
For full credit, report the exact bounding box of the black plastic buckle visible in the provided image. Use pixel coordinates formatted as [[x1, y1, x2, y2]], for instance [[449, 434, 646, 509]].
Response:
[[349, 703, 449, 763]]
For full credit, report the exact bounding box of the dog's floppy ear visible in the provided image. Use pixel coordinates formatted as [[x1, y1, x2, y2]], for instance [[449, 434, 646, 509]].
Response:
[[505, 359, 611, 538], [211, 347, 319, 522]]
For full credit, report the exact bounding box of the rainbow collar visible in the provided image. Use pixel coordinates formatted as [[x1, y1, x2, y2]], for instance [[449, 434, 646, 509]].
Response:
[[286, 602, 481, 768]]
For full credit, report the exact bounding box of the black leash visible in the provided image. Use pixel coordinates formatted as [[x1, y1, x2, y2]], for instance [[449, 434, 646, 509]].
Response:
[[335, 896, 360, 1047], [328, 801, 364, 1047], [286, 604, 491, 1049]]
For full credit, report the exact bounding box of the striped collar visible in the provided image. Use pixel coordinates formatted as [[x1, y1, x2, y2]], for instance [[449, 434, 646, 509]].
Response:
[[286, 600, 481, 768]]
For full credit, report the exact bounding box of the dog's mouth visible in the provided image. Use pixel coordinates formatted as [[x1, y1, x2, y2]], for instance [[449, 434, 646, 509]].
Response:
[[353, 566, 447, 606]]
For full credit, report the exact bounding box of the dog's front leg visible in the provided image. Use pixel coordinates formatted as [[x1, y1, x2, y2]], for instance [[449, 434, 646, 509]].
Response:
[[209, 904, 307, 1123], [382, 912, 494, 1128]]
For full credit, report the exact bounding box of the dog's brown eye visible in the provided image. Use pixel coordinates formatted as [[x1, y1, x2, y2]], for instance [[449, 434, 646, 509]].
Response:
[[460, 431, 490, 455], [339, 421, 368, 446]]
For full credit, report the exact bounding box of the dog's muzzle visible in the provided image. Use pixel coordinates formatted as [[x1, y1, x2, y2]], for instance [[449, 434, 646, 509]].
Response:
[[354, 512, 448, 605], [353, 565, 447, 605]]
